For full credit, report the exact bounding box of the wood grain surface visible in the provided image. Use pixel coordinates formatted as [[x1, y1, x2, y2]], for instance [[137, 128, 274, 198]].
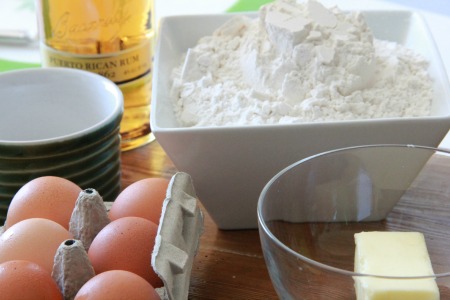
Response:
[[122, 142, 450, 299]]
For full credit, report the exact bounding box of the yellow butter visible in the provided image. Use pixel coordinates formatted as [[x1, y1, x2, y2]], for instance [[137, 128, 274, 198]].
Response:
[[354, 231, 439, 300]]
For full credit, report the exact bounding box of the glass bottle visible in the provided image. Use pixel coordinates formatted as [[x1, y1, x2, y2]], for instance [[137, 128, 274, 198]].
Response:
[[36, 0, 155, 151]]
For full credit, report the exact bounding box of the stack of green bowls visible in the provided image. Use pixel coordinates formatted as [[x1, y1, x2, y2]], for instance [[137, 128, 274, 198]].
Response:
[[0, 68, 124, 224]]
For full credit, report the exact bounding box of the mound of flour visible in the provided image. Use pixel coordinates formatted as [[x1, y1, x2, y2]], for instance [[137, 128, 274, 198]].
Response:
[[170, 0, 433, 127]]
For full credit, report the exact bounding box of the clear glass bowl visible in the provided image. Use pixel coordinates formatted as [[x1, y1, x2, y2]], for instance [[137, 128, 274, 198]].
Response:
[[258, 145, 450, 299]]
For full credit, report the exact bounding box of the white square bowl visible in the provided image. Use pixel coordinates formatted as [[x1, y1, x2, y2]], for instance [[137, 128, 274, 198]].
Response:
[[151, 11, 450, 229]]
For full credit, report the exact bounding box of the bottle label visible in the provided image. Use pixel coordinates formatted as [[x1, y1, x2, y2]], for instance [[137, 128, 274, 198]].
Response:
[[40, 40, 151, 84]]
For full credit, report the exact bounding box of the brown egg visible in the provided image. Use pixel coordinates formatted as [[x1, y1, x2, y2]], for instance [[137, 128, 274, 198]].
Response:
[[0, 218, 72, 273], [0, 260, 63, 300], [5, 176, 82, 230], [109, 177, 169, 225], [75, 270, 160, 300], [88, 216, 163, 287]]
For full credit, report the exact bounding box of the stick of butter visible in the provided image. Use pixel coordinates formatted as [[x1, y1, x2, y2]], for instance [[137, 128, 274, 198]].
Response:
[[354, 231, 439, 300]]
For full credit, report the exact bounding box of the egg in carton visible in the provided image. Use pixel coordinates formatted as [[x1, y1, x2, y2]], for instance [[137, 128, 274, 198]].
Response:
[[0, 172, 204, 300]]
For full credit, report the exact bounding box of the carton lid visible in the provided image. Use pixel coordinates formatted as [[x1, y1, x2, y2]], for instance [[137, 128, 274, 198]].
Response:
[[152, 172, 204, 300]]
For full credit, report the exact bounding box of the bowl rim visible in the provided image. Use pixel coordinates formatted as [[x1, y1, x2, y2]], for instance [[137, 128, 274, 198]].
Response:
[[257, 143, 450, 279], [0, 68, 124, 147]]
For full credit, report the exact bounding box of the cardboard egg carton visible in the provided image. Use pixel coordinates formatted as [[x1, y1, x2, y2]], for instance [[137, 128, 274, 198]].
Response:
[[0, 172, 204, 300], [152, 172, 204, 299]]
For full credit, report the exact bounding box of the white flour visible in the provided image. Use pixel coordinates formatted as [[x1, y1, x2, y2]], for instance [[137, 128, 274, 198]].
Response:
[[170, 0, 433, 127]]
